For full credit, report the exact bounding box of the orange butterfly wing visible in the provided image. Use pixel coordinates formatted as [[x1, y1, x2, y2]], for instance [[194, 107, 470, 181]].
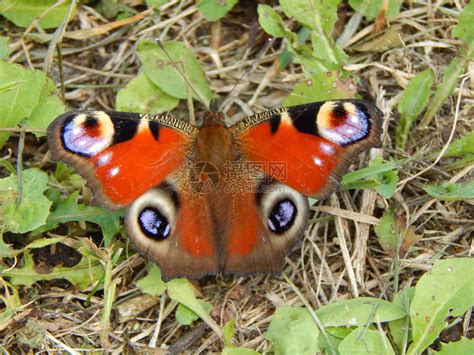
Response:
[[48, 111, 219, 278], [232, 100, 383, 199]]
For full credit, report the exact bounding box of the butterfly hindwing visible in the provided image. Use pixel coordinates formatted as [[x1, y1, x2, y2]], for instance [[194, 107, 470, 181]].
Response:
[[232, 99, 383, 199], [48, 111, 197, 209]]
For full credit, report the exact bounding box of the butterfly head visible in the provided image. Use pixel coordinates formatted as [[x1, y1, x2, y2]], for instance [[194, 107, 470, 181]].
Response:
[[201, 110, 225, 127]]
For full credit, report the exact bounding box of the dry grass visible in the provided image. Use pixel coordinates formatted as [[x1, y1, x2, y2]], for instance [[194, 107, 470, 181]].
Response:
[[1, 0, 473, 353]]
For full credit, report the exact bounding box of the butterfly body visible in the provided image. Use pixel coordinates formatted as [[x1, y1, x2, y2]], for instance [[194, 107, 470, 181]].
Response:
[[48, 99, 383, 279]]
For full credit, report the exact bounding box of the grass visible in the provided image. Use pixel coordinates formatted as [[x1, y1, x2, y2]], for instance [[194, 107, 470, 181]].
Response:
[[0, 0, 472, 353]]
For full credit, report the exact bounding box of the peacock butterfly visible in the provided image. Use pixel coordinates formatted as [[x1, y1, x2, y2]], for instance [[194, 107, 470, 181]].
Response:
[[48, 99, 383, 279]]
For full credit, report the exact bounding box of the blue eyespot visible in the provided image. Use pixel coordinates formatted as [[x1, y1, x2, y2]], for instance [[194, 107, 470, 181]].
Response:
[[138, 207, 171, 241], [268, 199, 297, 234]]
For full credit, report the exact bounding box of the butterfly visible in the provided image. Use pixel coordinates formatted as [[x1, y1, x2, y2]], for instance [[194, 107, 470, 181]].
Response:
[[47, 99, 383, 280]]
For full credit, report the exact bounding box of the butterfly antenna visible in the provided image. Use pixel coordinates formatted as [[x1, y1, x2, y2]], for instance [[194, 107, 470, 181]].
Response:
[[156, 39, 208, 108], [218, 38, 274, 112]]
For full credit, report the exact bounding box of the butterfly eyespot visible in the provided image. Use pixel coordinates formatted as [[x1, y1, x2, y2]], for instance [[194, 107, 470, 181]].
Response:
[[267, 198, 297, 234], [138, 207, 171, 241], [317, 101, 370, 145], [61, 112, 114, 157]]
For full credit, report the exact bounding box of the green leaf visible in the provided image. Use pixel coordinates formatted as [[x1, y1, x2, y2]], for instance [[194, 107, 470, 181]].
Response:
[[0, 61, 45, 147], [0, 249, 103, 290], [437, 337, 474, 355], [389, 287, 415, 354], [223, 319, 235, 347], [0, 168, 52, 233], [348, 0, 401, 20], [280, 0, 340, 35], [257, 5, 289, 38], [146, 0, 169, 9], [167, 278, 221, 336], [137, 40, 212, 107], [0, 237, 15, 258], [27, 88, 65, 136], [197, 0, 238, 22], [265, 306, 320, 355], [24, 236, 66, 250], [46, 192, 122, 246], [175, 300, 212, 325], [445, 130, 474, 157], [0, 282, 23, 330], [341, 158, 399, 197], [374, 208, 399, 255], [284, 71, 355, 107], [407, 258, 474, 355], [423, 180, 474, 201], [342, 159, 399, 185], [316, 297, 406, 327], [116, 73, 179, 114], [420, 56, 468, 128], [0, 36, 10, 59], [396, 69, 434, 149], [452, 1, 474, 46], [311, 31, 348, 65], [136, 263, 167, 297], [338, 327, 395, 355], [0, 0, 73, 29]]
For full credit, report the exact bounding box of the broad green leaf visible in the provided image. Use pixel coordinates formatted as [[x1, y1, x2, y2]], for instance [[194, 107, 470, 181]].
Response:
[[338, 327, 395, 355], [374, 208, 398, 255], [437, 337, 474, 355], [445, 130, 474, 157], [423, 180, 474, 201], [167, 278, 221, 336], [136, 263, 167, 297], [0, 0, 73, 29], [0, 36, 10, 59], [197, 0, 238, 22], [280, 0, 340, 35], [258, 5, 289, 38], [389, 287, 415, 354], [137, 40, 212, 107], [265, 306, 320, 355], [316, 297, 406, 327], [0, 169, 52, 233], [407, 258, 474, 355], [374, 169, 398, 198], [317, 331, 343, 354], [311, 30, 348, 66], [452, 1, 474, 47], [290, 48, 338, 76], [27, 88, 64, 135], [0, 238, 15, 258], [175, 300, 212, 325], [222, 348, 260, 355], [0, 61, 45, 147], [0, 249, 103, 290], [116, 73, 179, 113], [348, 0, 401, 20], [46, 192, 122, 246], [396, 69, 433, 149], [284, 71, 355, 107]]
